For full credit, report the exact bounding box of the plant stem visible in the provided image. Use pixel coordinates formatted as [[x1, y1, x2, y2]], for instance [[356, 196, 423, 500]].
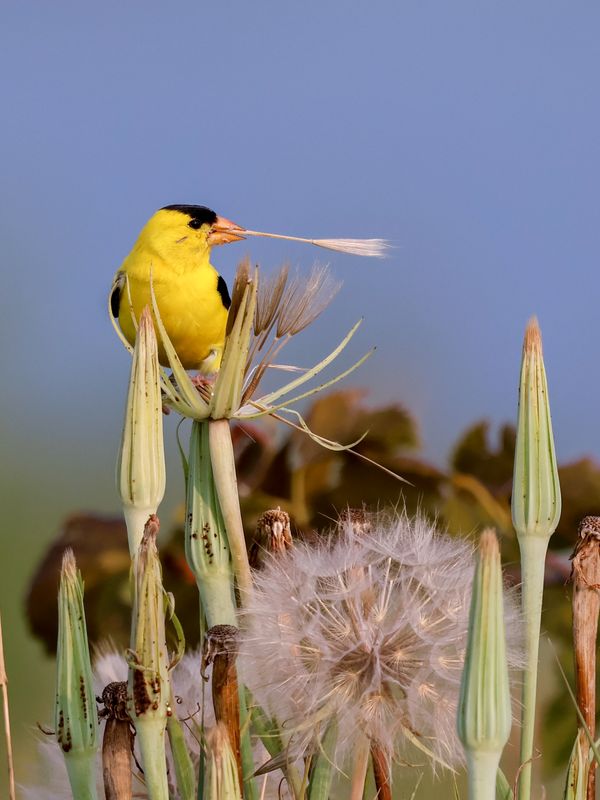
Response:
[[245, 689, 303, 800], [0, 613, 15, 800], [135, 718, 169, 800], [370, 743, 391, 800], [238, 687, 258, 800], [208, 419, 253, 602], [349, 733, 370, 800], [207, 625, 243, 792], [64, 750, 99, 800], [167, 708, 197, 800], [199, 574, 237, 629], [517, 535, 549, 800], [571, 516, 600, 800], [466, 750, 501, 800], [123, 506, 155, 560], [102, 717, 133, 800], [308, 721, 338, 800]]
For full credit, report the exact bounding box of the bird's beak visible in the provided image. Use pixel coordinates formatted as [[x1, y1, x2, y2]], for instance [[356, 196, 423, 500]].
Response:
[[207, 216, 247, 246]]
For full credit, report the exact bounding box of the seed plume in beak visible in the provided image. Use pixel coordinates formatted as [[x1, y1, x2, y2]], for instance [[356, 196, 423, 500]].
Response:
[[211, 221, 390, 258], [207, 216, 247, 246]]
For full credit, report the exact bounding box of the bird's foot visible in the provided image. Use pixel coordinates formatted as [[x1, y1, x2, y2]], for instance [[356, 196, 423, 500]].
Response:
[[191, 373, 216, 403]]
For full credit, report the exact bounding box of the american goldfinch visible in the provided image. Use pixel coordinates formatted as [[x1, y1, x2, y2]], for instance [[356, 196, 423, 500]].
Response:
[[111, 204, 244, 371], [111, 203, 389, 371]]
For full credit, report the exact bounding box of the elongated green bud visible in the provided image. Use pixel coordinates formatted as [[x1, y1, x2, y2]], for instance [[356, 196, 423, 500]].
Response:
[[127, 516, 170, 800], [211, 267, 257, 419], [203, 724, 242, 800], [512, 318, 561, 800], [185, 421, 237, 628], [512, 317, 561, 540], [458, 530, 511, 800], [117, 306, 166, 556], [55, 550, 99, 800]]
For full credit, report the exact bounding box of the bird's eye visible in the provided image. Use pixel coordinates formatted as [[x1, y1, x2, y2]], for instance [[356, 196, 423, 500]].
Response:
[[188, 218, 202, 229]]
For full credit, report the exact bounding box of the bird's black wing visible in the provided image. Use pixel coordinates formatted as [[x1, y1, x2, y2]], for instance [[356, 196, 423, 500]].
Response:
[[217, 274, 231, 310], [110, 272, 125, 318]]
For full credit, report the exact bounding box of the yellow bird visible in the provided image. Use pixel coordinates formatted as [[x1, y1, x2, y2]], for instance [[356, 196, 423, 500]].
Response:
[[111, 204, 245, 371], [111, 203, 388, 372]]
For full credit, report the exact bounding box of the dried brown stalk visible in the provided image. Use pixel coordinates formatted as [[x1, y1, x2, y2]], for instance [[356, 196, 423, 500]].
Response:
[[0, 612, 15, 800], [571, 515, 600, 800], [99, 681, 134, 800], [203, 625, 242, 790], [371, 743, 392, 800]]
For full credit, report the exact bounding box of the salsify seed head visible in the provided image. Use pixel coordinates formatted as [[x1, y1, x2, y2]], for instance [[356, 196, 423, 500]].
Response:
[[239, 512, 521, 769]]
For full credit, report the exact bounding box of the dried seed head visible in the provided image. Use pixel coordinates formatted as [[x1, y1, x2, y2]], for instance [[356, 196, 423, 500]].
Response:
[[254, 264, 290, 338], [256, 508, 293, 555], [276, 264, 342, 338], [240, 514, 522, 767], [100, 681, 130, 722], [203, 625, 240, 666], [226, 258, 252, 337], [577, 515, 600, 541]]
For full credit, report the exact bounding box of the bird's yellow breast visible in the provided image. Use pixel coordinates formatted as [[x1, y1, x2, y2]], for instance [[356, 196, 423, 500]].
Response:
[[118, 249, 229, 372]]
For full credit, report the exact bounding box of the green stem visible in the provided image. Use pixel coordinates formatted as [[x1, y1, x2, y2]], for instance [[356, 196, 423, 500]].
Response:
[[64, 750, 99, 800], [517, 535, 549, 800], [466, 750, 500, 800], [349, 734, 370, 800], [245, 689, 303, 800], [123, 505, 156, 559], [197, 573, 237, 629], [135, 717, 169, 800], [308, 721, 338, 800], [208, 420, 253, 602], [239, 686, 258, 800], [167, 708, 197, 800]]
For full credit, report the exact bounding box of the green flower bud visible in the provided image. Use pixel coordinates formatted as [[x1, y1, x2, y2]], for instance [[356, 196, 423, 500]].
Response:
[[117, 306, 166, 556], [458, 529, 511, 800], [185, 421, 236, 627], [512, 318, 562, 800], [127, 516, 170, 800], [211, 264, 257, 420], [55, 550, 99, 800], [511, 317, 561, 541]]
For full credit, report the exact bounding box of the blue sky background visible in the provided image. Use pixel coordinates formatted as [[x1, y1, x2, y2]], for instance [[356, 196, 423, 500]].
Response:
[[1, 2, 599, 791]]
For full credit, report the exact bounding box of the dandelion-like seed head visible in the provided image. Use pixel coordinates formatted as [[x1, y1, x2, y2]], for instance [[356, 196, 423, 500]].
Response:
[[240, 513, 521, 770]]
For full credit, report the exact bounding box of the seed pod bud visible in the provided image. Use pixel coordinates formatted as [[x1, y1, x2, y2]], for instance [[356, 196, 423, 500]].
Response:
[[127, 516, 170, 800], [117, 306, 166, 556], [511, 317, 561, 541], [55, 549, 99, 800], [458, 529, 511, 800]]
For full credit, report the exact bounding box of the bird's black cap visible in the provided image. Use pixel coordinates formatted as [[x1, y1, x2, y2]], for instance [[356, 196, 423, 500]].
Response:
[[161, 204, 218, 226]]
